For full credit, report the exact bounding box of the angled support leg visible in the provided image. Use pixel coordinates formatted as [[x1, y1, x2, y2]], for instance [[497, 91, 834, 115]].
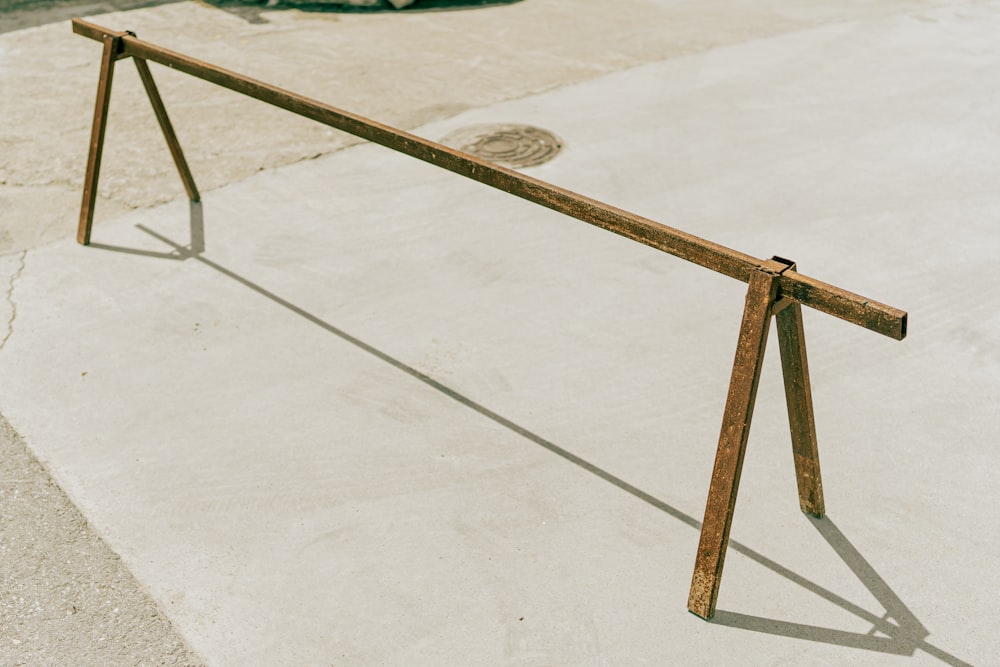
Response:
[[78, 33, 122, 245], [133, 58, 200, 203], [688, 266, 780, 619], [776, 284, 825, 517]]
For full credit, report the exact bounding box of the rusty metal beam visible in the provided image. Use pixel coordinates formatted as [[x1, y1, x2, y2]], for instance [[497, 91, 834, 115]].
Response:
[[71, 17, 906, 341]]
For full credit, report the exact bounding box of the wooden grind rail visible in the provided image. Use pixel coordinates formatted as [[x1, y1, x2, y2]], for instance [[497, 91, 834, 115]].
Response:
[[71, 18, 909, 621]]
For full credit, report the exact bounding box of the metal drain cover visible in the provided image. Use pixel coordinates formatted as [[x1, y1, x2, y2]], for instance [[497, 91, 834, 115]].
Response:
[[439, 124, 562, 168]]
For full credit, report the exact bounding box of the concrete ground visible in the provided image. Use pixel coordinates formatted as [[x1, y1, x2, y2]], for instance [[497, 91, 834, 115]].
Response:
[[1, 0, 998, 665], [0, 414, 203, 665]]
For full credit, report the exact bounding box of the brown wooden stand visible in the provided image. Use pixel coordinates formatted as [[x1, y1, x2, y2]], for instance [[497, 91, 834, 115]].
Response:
[[688, 257, 825, 619]]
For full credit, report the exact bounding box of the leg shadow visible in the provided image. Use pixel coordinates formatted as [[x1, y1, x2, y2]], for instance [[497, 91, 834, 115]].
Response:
[[88, 200, 204, 260], [188, 199, 206, 255], [712, 517, 974, 666]]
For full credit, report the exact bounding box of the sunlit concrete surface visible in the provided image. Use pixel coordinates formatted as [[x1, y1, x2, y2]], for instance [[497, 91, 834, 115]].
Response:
[[1, 1, 998, 665]]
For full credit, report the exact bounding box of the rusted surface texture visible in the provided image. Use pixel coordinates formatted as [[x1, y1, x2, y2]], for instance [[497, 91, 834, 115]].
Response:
[[70, 18, 906, 341], [776, 299, 825, 517], [776, 271, 907, 341], [688, 269, 779, 620], [133, 58, 200, 203]]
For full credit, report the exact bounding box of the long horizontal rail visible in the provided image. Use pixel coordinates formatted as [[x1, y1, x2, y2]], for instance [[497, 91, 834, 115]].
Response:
[[72, 18, 906, 340]]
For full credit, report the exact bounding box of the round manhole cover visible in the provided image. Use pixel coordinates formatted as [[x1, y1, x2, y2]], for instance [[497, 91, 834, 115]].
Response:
[[439, 124, 562, 168]]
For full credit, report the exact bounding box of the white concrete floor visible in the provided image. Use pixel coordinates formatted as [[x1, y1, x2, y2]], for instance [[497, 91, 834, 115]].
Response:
[[2, 1, 998, 665]]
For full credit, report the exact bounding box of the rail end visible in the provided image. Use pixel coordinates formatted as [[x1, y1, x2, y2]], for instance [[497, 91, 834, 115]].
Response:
[[72, 18, 128, 42]]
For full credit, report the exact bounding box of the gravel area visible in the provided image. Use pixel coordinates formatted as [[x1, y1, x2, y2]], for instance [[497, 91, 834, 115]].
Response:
[[0, 414, 203, 667]]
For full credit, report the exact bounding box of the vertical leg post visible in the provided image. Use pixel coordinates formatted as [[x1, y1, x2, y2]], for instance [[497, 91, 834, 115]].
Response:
[[688, 267, 780, 620], [133, 58, 200, 203], [776, 295, 825, 517], [78, 34, 121, 245]]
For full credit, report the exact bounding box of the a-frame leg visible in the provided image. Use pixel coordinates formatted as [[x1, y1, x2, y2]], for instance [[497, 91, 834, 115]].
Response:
[[688, 267, 780, 619], [776, 296, 825, 517], [78, 34, 121, 245], [77, 33, 200, 246], [133, 58, 200, 203]]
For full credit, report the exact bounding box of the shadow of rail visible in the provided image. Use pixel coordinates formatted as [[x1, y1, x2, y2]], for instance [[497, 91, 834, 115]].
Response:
[[90, 220, 972, 667], [713, 518, 975, 666]]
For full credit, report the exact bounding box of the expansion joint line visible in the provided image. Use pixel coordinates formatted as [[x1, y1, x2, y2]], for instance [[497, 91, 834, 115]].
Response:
[[0, 250, 28, 352]]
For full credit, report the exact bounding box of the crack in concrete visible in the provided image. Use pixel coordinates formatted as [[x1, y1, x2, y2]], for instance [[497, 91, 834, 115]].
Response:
[[0, 250, 27, 353]]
